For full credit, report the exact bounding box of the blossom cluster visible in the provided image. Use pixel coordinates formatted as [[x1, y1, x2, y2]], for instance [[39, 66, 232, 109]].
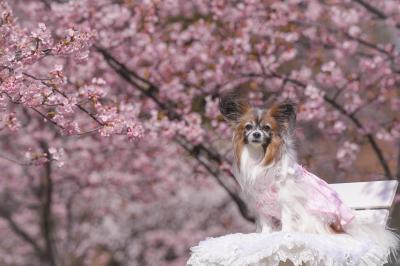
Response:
[[0, 0, 399, 265]]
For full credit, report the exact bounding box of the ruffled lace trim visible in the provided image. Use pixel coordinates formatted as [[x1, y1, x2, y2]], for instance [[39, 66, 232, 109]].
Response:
[[187, 232, 390, 266]]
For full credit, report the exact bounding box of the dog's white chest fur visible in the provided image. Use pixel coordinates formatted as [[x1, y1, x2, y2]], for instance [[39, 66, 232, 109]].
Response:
[[234, 145, 289, 194], [235, 145, 266, 188]]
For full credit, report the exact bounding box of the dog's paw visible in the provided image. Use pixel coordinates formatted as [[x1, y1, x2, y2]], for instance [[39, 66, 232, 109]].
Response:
[[261, 226, 272, 234]]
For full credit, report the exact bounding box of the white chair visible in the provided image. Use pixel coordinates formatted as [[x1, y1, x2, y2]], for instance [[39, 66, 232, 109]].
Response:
[[330, 180, 398, 225]]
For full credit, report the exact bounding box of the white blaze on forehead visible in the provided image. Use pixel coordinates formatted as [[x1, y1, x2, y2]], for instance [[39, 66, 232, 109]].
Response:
[[256, 108, 263, 122]]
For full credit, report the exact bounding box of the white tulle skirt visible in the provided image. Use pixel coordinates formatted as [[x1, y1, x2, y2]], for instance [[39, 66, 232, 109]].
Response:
[[187, 229, 396, 266]]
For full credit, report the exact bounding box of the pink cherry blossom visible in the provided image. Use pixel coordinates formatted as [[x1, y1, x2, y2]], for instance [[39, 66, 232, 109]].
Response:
[[1, 0, 399, 265]]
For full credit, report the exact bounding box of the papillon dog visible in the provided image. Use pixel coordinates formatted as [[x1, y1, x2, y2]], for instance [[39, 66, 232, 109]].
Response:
[[219, 89, 399, 254], [219, 89, 307, 233]]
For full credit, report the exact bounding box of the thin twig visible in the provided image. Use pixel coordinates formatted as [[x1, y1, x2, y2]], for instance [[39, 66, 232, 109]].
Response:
[[352, 0, 400, 29], [3, 65, 105, 129], [0, 153, 32, 166], [31, 107, 65, 129]]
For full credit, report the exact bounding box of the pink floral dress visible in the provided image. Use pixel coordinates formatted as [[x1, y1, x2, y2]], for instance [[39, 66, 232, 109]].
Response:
[[253, 164, 354, 228]]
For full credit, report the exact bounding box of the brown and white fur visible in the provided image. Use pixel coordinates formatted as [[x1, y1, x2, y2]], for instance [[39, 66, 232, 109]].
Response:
[[219, 89, 398, 259], [219, 89, 302, 233]]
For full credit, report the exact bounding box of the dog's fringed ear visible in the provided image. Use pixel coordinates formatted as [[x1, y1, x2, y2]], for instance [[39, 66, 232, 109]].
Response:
[[219, 89, 250, 123], [270, 102, 297, 133]]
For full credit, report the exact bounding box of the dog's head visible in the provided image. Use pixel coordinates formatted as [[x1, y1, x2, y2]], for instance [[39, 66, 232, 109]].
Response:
[[219, 89, 296, 166]]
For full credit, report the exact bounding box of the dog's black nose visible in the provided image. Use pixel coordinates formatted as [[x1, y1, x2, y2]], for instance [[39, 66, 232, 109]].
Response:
[[253, 132, 261, 138]]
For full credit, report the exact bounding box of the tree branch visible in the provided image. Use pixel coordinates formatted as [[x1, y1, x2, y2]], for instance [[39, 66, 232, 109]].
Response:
[[0, 213, 44, 258], [2, 65, 105, 131], [94, 46, 178, 119], [39, 141, 57, 266], [344, 33, 392, 57], [323, 96, 393, 179], [353, 0, 387, 19], [96, 46, 254, 223], [176, 138, 255, 222], [268, 72, 394, 179], [352, 0, 400, 29]]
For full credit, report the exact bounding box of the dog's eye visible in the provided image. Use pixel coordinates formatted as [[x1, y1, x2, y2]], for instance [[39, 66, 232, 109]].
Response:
[[262, 125, 271, 131], [245, 124, 253, 130]]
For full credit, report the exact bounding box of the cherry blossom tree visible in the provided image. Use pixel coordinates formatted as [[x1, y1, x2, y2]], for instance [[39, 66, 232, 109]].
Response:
[[1, 0, 400, 265]]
